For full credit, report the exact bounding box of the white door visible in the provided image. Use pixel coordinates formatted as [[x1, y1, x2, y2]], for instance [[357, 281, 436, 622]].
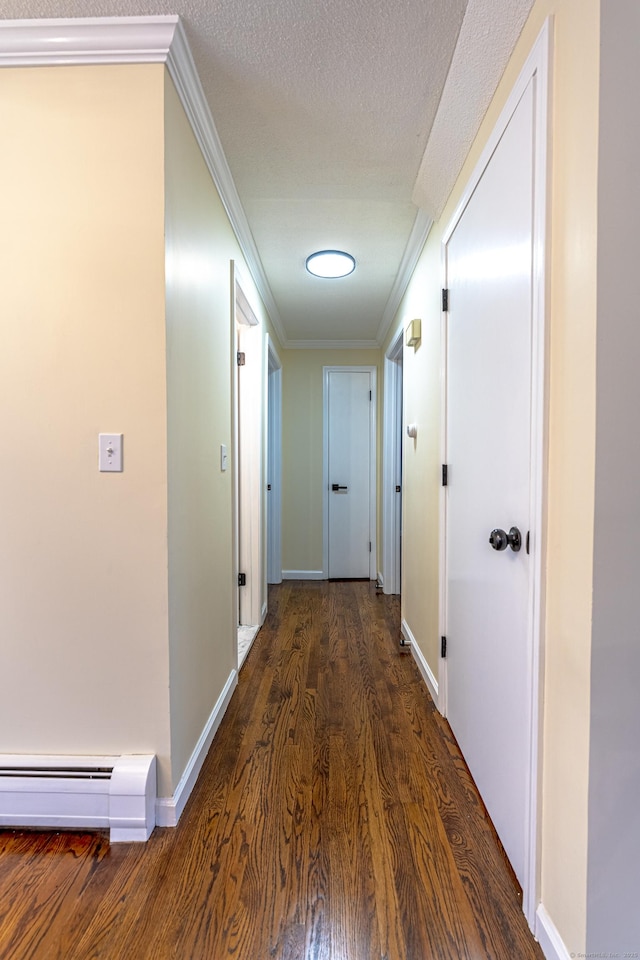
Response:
[[325, 368, 374, 579], [393, 354, 403, 592], [445, 81, 535, 887]]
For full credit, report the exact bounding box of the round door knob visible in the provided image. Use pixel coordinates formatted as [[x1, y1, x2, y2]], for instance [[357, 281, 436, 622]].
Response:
[[489, 528, 508, 551], [507, 526, 522, 552]]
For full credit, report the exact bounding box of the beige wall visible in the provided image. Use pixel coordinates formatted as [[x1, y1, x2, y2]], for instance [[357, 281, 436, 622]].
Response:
[[384, 246, 442, 671], [164, 73, 281, 793], [390, 0, 599, 951], [0, 66, 172, 782], [0, 61, 280, 802], [282, 349, 381, 574], [165, 75, 236, 791]]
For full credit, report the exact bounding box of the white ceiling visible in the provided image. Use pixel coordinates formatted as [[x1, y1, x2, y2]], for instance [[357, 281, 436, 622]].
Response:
[[1, 0, 534, 347]]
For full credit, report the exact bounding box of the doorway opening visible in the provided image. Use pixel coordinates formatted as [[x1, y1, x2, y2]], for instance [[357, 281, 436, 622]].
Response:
[[382, 331, 404, 594], [232, 263, 265, 669], [266, 336, 282, 585]]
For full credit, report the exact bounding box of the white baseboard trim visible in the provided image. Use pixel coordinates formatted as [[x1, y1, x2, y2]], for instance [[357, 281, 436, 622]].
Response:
[[156, 668, 237, 827], [535, 905, 572, 960], [282, 570, 325, 580], [377, 571, 384, 587], [261, 601, 268, 624], [402, 619, 439, 708], [0, 753, 156, 842]]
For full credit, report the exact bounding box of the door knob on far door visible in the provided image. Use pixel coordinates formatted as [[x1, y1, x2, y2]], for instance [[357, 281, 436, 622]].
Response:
[[331, 483, 348, 492], [489, 526, 522, 552]]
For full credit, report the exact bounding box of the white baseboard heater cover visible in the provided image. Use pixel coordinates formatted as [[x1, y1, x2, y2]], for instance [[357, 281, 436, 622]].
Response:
[[0, 754, 156, 842]]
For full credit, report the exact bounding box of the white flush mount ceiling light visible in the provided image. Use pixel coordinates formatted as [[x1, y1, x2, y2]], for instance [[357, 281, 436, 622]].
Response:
[[306, 250, 356, 279]]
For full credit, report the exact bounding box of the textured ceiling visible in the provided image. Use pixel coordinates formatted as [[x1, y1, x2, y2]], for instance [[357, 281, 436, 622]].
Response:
[[1, 0, 532, 346], [413, 0, 535, 221]]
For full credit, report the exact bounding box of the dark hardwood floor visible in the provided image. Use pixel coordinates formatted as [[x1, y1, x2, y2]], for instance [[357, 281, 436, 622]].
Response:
[[0, 581, 543, 959]]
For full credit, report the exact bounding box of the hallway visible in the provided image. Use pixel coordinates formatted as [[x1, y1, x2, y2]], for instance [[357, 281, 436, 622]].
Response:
[[0, 582, 542, 959]]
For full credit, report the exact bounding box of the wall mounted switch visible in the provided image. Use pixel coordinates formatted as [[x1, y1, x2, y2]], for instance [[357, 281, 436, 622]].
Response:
[[99, 433, 123, 472]]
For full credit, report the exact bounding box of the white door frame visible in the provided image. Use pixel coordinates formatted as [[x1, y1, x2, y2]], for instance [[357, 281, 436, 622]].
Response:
[[382, 328, 404, 594], [322, 366, 377, 580], [231, 262, 264, 635], [439, 20, 550, 929], [266, 334, 282, 585]]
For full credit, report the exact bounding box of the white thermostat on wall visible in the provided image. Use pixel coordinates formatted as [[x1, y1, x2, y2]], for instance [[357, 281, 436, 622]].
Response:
[[99, 433, 123, 472]]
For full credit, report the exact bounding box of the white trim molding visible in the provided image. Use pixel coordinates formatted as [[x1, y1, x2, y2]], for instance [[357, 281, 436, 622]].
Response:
[[282, 570, 325, 581], [402, 620, 439, 708], [165, 26, 286, 349], [156, 669, 237, 828], [0, 15, 177, 65], [535, 905, 572, 960], [377, 210, 433, 345]]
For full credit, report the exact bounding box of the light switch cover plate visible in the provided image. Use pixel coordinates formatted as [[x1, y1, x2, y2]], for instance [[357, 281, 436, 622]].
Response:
[[99, 434, 123, 472]]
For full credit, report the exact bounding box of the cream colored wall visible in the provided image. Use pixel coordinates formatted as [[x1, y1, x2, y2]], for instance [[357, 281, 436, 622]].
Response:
[[0, 66, 172, 784], [531, 5, 597, 951], [384, 248, 441, 671], [389, 0, 599, 950], [164, 74, 276, 791], [282, 349, 381, 574]]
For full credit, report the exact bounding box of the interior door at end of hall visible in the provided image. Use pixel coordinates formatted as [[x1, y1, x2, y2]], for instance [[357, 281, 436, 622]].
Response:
[[445, 79, 536, 888], [328, 369, 372, 579]]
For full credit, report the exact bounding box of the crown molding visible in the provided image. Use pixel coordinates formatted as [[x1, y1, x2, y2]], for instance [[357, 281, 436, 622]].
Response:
[[0, 15, 287, 349], [0, 15, 179, 66], [377, 208, 433, 346], [165, 21, 287, 348]]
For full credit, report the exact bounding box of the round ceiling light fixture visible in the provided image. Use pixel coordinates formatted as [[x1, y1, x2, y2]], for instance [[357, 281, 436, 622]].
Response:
[[305, 249, 356, 279]]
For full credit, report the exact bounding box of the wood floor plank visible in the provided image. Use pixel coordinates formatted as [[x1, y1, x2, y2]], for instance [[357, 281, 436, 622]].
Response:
[[0, 832, 110, 960], [0, 581, 543, 960]]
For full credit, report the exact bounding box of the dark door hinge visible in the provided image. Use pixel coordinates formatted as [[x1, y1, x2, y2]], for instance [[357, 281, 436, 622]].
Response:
[[369, 541, 372, 552], [442, 464, 448, 486], [238, 572, 247, 586], [267, 483, 272, 491], [442, 288, 449, 312], [369, 390, 372, 401], [237, 351, 246, 366], [441, 636, 447, 658], [395, 484, 401, 493]]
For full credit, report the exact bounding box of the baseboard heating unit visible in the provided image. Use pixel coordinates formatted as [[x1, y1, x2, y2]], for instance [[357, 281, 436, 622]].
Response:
[[0, 754, 156, 842]]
